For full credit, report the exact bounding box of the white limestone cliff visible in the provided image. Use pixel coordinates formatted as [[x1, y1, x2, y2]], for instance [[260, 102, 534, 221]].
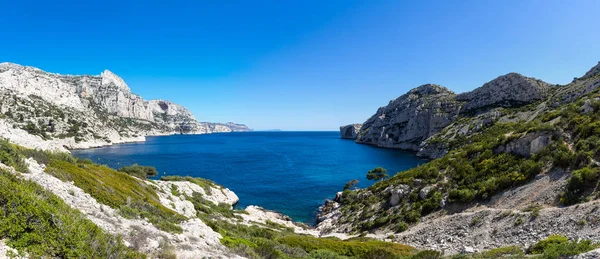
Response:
[[0, 62, 251, 149]]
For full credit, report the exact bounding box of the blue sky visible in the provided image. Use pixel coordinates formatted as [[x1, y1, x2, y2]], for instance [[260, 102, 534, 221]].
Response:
[[1, 1, 599, 130]]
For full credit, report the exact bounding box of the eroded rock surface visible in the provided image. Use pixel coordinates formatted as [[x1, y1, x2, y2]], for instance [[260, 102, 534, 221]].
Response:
[[0, 62, 251, 149], [339, 124, 362, 139], [356, 84, 461, 151], [456, 73, 550, 113]]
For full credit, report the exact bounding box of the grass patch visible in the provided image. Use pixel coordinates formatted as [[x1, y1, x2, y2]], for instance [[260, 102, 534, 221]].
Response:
[[0, 169, 143, 258], [279, 235, 415, 258], [0, 139, 28, 172], [118, 164, 158, 179], [529, 234, 598, 257], [44, 157, 186, 233]]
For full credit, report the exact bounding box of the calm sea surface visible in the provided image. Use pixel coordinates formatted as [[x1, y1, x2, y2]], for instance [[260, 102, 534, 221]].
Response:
[[72, 131, 425, 224]]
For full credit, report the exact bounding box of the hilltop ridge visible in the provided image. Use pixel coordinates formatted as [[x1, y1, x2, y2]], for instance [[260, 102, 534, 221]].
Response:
[[0, 62, 251, 150]]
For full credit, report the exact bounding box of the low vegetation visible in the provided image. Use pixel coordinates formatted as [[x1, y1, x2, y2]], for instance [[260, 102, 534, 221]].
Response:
[[334, 85, 600, 233], [0, 169, 143, 258], [45, 157, 186, 233], [161, 175, 221, 195], [451, 235, 599, 258], [118, 163, 159, 179], [2, 145, 187, 234]]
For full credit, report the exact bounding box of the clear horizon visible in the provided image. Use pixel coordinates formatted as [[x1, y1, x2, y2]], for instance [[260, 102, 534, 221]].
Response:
[[2, 1, 599, 130]]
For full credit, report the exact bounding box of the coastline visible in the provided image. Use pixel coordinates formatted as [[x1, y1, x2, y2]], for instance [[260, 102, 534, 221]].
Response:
[[66, 130, 333, 229]]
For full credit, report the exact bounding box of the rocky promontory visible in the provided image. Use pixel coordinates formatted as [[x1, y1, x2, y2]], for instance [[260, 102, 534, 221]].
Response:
[[343, 73, 554, 158], [339, 124, 362, 139], [355, 84, 460, 151], [0, 62, 250, 149]]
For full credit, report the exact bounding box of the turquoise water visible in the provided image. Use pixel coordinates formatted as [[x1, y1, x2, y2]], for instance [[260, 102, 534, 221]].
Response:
[[72, 131, 425, 224]]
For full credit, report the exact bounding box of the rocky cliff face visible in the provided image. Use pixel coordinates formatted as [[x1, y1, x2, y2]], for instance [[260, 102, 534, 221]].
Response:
[[345, 73, 552, 158], [456, 73, 551, 113], [339, 124, 362, 139], [355, 84, 461, 151], [0, 62, 250, 149], [221, 122, 252, 132], [323, 62, 600, 256]]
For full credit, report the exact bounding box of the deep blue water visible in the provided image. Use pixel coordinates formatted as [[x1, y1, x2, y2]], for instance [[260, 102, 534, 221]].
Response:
[[72, 131, 425, 224]]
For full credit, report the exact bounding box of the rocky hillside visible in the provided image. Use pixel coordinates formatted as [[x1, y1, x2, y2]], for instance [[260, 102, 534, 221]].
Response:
[[326, 61, 600, 255], [0, 62, 251, 149], [343, 73, 553, 158], [354, 84, 461, 150]]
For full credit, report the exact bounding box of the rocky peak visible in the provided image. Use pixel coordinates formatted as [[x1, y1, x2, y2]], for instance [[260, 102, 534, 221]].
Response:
[[408, 84, 455, 96], [581, 61, 600, 80], [0, 62, 40, 74], [101, 69, 130, 92], [456, 72, 550, 113], [0, 62, 22, 71]]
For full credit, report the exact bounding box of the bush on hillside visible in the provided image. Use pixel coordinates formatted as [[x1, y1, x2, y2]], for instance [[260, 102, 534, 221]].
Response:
[[0, 169, 142, 258], [118, 164, 159, 179]]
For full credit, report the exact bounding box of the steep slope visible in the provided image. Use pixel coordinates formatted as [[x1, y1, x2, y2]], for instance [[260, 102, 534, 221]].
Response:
[[344, 73, 553, 159], [456, 73, 551, 113], [340, 124, 362, 139], [325, 61, 600, 254], [0, 62, 250, 149], [355, 84, 461, 150], [0, 140, 424, 258]]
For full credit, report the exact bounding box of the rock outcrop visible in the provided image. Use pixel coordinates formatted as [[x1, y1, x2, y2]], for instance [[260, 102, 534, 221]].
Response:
[[494, 132, 554, 158], [355, 84, 461, 151], [339, 124, 362, 139], [456, 73, 550, 113], [581, 61, 600, 80], [344, 73, 552, 158], [0, 62, 250, 149]]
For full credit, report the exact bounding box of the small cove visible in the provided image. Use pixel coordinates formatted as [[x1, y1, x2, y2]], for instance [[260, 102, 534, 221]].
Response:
[[72, 131, 426, 224]]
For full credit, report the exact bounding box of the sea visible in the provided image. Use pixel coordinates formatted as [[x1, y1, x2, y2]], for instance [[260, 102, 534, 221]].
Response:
[[72, 131, 425, 224]]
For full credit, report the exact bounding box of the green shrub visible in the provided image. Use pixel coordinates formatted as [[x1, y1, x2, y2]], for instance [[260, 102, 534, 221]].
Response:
[[449, 188, 476, 203], [278, 235, 415, 258], [561, 167, 600, 205], [411, 250, 442, 259], [367, 167, 389, 182], [118, 164, 159, 179], [522, 204, 542, 218], [306, 249, 349, 259], [0, 139, 28, 172], [396, 222, 409, 233], [0, 169, 142, 258], [552, 144, 574, 168], [529, 235, 598, 257], [45, 159, 185, 233]]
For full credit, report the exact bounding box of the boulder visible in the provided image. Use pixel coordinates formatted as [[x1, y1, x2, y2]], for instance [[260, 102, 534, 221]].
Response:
[[580, 99, 594, 114], [334, 191, 343, 202], [389, 185, 411, 206], [461, 246, 476, 254], [419, 185, 435, 200], [494, 132, 553, 158]]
